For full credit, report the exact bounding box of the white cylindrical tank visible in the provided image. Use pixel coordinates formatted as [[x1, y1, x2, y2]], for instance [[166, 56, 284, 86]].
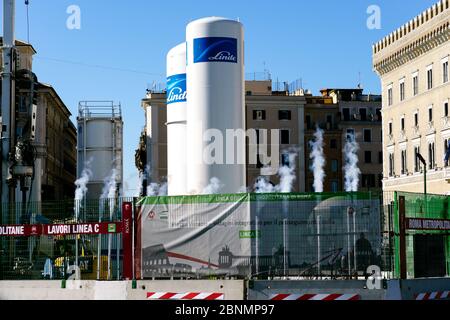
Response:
[[77, 102, 123, 200], [167, 43, 187, 196], [186, 17, 245, 195]]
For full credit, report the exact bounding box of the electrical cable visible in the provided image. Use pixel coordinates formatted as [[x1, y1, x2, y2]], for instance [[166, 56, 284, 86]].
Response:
[[34, 56, 164, 77]]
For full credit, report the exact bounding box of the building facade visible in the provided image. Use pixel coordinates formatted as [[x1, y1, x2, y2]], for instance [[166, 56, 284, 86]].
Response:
[[321, 89, 383, 192], [38, 84, 77, 201], [245, 80, 306, 192], [303, 94, 342, 192], [373, 0, 450, 195], [139, 80, 382, 194]]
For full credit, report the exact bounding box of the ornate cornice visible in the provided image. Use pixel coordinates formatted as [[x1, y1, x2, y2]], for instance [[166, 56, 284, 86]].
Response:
[[373, 21, 450, 76]]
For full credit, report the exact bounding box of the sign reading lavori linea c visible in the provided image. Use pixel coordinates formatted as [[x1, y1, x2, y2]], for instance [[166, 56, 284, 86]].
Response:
[[406, 218, 450, 231], [0, 222, 122, 237]]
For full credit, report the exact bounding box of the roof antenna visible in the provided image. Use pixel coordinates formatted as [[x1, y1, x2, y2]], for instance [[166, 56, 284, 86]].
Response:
[[25, 0, 30, 43], [357, 72, 362, 89]]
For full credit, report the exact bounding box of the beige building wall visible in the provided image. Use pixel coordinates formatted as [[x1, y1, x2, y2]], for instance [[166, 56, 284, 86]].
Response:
[[373, 0, 450, 195], [142, 93, 168, 183], [246, 94, 306, 192]]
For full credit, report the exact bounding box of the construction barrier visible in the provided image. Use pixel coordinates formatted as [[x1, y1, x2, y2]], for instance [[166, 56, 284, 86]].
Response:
[[269, 293, 360, 301], [146, 292, 225, 300], [137, 192, 385, 280], [415, 291, 450, 300], [0, 279, 448, 300]]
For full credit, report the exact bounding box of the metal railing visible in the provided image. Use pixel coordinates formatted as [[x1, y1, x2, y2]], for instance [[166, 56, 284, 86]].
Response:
[[245, 71, 272, 81], [78, 101, 122, 119]]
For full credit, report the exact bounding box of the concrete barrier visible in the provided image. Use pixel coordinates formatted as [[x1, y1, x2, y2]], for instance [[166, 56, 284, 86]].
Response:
[[247, 280, 386, 300], [0, 281, 94, 300], [128, 280, 244, 300], [0, 278, 448, 300], [398, 278, 450, 300], [0, 280, 245, 300]]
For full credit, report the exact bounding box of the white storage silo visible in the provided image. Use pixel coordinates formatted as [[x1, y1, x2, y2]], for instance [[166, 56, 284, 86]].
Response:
[[186, 17, 245, 195], [77, 102, 123, 200], [166, 43, 187, 196]]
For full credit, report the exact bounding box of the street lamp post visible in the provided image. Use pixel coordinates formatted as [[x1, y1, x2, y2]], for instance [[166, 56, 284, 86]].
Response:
[[417, 153, 427, 214]]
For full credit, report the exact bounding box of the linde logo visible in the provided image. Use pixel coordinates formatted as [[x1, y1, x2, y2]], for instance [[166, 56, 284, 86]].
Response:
[[167, 74, 187, 104], [208, 51, 237, 62], [167, 87, 187, 103], [194, 37, 238, 64]]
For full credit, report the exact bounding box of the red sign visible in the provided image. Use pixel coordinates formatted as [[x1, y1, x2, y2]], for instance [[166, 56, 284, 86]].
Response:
[[406, 218, 450, 231], [122, 202, 133, 280], [0, 222, 122, 237], [0, 225, 28, 236]]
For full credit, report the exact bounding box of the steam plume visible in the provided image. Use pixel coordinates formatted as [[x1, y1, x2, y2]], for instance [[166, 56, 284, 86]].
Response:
[[202, 177, 224, 195], [309, 127, 326, 193], [344, 134, 361, 192]]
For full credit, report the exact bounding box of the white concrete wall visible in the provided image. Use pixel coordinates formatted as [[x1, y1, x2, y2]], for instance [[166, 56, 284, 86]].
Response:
[[0, 280, 244, 300], [1, 279, 447, 300]]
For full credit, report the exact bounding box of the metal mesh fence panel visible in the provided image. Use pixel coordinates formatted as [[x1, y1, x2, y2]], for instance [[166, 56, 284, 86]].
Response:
[[139, 192, 394, 280], [0, 197, 133, 280]]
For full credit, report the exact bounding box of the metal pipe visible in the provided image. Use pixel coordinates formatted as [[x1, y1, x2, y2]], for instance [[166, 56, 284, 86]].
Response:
[[283, 218, 288, 277], [75, 205, 79, 273], [353, 210, 357, 276], [116, 233, 120, 280], [424, 165, 427, 214], [107, 199, 114, 280], [132, 198, 136, 281], [255, 215, 259, 277], [347, 212, 351, 277], [317, 214, 321, 277], [96, 201, 101, 280]]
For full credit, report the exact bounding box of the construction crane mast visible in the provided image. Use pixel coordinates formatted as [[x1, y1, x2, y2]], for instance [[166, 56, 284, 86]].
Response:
[[1, 0, 17, 211], [1, 0, 37, 226]]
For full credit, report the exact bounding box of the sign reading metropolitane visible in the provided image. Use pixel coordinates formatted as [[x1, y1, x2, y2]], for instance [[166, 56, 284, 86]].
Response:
[[406, 218, 450, 231], [0, 222, 122, 237]]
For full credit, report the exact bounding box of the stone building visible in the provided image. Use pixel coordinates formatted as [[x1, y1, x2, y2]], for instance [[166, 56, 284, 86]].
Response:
[[373, 0, 450, 195]]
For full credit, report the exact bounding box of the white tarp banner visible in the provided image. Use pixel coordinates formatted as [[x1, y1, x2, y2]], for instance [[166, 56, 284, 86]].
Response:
[[139, 193, 382, 278]]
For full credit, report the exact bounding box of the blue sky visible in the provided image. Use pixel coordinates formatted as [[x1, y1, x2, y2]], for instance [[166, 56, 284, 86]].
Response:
[[3, 0, 438, 196]]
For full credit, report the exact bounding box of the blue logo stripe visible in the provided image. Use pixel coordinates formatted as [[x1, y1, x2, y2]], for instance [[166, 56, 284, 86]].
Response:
[[193, 37, 238, 64]]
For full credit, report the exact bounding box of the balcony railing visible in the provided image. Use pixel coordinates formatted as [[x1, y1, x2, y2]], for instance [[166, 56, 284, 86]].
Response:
[[399, 130, 407, 142], [442, 116, 450, 130], [427, 121, 436, 135], [445, 166, 450, 181], [411, 126, 421, 139], [387, 134, 394, 145]]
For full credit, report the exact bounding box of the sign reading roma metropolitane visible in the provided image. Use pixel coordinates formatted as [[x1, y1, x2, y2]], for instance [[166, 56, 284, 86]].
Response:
[[406, 218, 450, 231]]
